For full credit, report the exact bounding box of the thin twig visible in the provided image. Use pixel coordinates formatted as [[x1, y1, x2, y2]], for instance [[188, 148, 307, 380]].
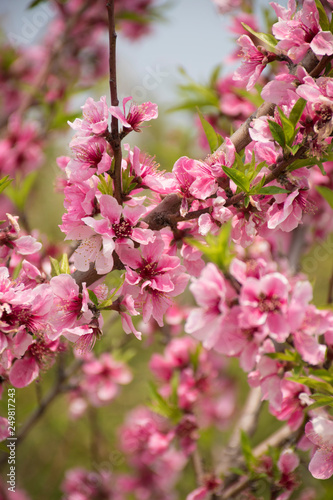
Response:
[[0, 358, 82, 469], [192, 448, 205, 486], [107, 0, 122, 205], [217, 425, 292, 499], [217, 387, 262, 476], [327, 263, 333, 304]]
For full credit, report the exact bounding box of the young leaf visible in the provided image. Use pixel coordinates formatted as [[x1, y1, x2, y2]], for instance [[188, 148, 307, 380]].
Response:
[[314, 0, 330, 31], [222, 166, 250, 192], [241, 23, 278, 49], [88, 289, 99, 307], [240, 430, 255, 469], [0, 176, 12, 195], [289, 98, 306, 127], [50, 257, 60, 277], [267, 120, 285, 148], [253, 186, 289, 195], [277, 108, 295, 146], [316, 186, 333, 209], [197, 108, 223, 153], [60, 253, 70, 274], [5, 172, 37, 211]]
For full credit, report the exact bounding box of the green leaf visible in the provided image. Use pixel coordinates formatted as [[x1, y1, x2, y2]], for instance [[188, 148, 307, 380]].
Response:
[[197, 108, 223, 153], [148, 383, 182, 423], [307, 394, 333, 411], [268, 120, 285, 148], [289, 98, 306, 128], [240, 430, 255, 469], [97, 174, 113, 196], [28, 0, 47, 7], [209, 64, 222, 87], [277, 108, 295, 146], [186, 221, 233, 270], [60, 254, 70, 274], [232, 87, 264, 108], [0, 176, 12, 195], [5, 172, 38, 211], [88, 289, 99, 307], [316, 186, 333, 209], [287, 376, 333, 396], [223, 166, 250, 193], [266, 350, 300, 362], [229, 467, 245, 476], [189, 344, 202, 373], [50, 257, 60, 277], [253, 186, 290, 195], [314, 0, 330, 31], [241, 23, 278, 49], [288, 156, 330, 172]]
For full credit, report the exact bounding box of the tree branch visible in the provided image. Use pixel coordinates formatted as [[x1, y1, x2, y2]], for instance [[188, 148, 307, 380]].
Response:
[[217, 425, 292, 499], [107, 0, 122, 205], [0, 358, 82, 469], [217, 388, 262, 476], [70, 50, 321, 289]]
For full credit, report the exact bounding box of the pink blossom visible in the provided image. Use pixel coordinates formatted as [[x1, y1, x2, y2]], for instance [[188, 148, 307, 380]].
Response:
[[267, 190, 305, 232], [272, 0, 333, 63], [9, 355, 39, 388], [118, 238, 189, 326], [81, 353, 132, 406], [49, 274, 91, 336], [185, 263, 230, 349], [109, 96, 158, 131], [68, 96, 109, 135], [270, 379, 309, 430], [240, 272, 290, 341], [234, 35, 271, 90], [124, 145, 176, 195], [305, 417, 333, 479], [0, 416, 9, 441]]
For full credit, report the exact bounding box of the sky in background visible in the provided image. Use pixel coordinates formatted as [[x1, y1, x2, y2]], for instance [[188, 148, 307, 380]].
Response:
[[0, 0, 287, 119]]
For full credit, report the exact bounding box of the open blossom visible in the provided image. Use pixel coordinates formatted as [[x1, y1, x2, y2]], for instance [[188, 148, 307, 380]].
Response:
[[124, 144, 176, 194], [240, 272, 290, 341], [272, 0, 333, 63], [234, 35, 272, 90], [305, 416, 333, 479], [185, 263, 232, 349], [49, 274, 91, 335], [68, 96, 109, 135], [66, 136, 112, 181], [80, 353, 132, 406], [118, 238, 189, 326], [109, 96, 158, 131], [71, 195, 155, 274]]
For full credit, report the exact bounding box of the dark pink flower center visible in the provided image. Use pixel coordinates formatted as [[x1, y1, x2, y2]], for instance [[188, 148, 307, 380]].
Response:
[[258, 293, 282, 313], [140, 260, 158, 279], [112, 219, 132, 239]]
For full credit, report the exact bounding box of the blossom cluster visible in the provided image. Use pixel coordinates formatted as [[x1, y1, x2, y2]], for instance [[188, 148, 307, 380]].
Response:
[[2, 0, 333, 498]]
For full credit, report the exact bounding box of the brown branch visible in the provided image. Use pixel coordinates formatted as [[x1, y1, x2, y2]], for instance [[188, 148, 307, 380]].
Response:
[[70, 50, 322, 289], [217, 388, 262, 477], [0, 358, 82, 469], [327, 262, 333, 304], [107, 0, 122, 205], [217, 425, 292, 500], [192, 448, 205, 486]]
